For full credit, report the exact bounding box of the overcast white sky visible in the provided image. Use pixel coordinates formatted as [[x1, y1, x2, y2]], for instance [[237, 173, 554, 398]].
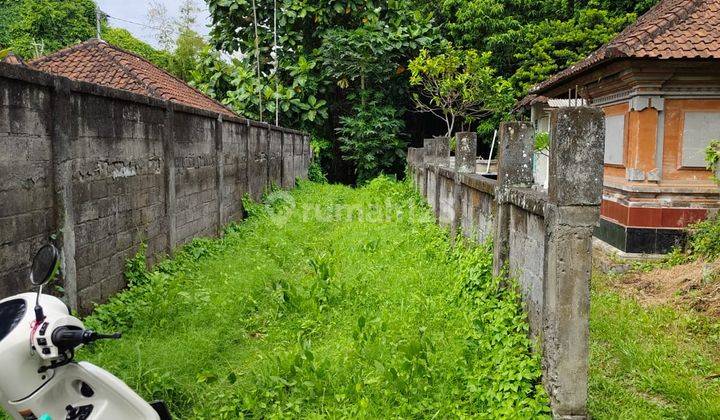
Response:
[[96, 0, 212, 48]]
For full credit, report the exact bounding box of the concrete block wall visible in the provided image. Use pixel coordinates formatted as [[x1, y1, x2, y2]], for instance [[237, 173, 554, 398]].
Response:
[[71, 91, 168, 311], [408, 112, 605, 420], [220, 121, 248, 226], [0, 63, 311, 313], [459, 175, 495, 243], [0, 76, 54, 299], [174, 111, 218, 244]]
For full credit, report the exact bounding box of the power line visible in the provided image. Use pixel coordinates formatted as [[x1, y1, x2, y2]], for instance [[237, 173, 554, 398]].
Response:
[[105, 14, 163, 31]]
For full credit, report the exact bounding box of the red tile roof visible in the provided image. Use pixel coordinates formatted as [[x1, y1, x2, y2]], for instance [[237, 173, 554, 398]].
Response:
[[29, 39, 236, 117], [531, 0, 720, 94], [2, 52, 26, 66]]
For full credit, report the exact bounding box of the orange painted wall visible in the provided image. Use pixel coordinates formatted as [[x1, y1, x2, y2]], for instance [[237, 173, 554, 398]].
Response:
[[602, 99, 717, 186], [628, 108, 658, 174], [602, 103, 629, 179], [662, 99, 720, 184]]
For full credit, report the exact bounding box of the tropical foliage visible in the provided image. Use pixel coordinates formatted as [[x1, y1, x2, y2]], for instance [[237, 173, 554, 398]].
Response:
[[408, 46, 514, 136], [336, 93, 407, 183], [0, 0, 96, 58], [0, 0, 662, 182], [199, 0, 659, 182], [705, 140, 720, 180]]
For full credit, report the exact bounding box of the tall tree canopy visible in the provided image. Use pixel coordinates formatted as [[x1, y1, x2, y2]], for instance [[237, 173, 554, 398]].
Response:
[[205, 0, 436, 181], [0, 0, 661, 183], [0, 0, 96, 58], [201, 0, 659, 183]]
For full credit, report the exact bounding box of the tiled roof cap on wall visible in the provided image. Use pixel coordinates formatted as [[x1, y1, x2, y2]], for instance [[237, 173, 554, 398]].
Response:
[[29, 39, 237, 118]]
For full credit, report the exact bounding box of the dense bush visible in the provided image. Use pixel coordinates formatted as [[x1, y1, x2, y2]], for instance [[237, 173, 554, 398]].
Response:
[[0, 0, 96, 58], [337, 95, 408, 184], [688, 215, 720, 261]]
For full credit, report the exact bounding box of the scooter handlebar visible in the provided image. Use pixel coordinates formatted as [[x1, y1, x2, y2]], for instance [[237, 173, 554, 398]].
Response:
[[51, 327, 121, 350]]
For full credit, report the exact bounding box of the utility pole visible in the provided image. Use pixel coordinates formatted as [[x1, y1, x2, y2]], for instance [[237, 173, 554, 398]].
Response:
[[251, 0, 262, 122], [96, 7, 102, 40], [274, 0, 279, 126]]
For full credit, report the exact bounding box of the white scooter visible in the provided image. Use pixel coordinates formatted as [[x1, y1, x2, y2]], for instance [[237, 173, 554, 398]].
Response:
[[0, 244, 171, 420]]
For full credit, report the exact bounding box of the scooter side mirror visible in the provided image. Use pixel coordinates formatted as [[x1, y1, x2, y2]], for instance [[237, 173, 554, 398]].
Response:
[[30, 244, 60, 323], [31, 244, 59, 286]]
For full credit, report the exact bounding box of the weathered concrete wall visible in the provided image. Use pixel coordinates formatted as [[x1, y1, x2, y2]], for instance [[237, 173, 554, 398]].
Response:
[[459, 175, 495, 243], [70, 91, 168, 310], [438, 168, 455, 226], [508, 202, 545, 336], [0, 76, 54, 299], [407, 110, 605, 420], [0, 63, 311, 313]]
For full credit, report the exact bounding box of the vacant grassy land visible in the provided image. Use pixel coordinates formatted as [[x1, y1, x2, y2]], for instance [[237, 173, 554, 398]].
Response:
[[77, 178, 548, 418], [589, 271, 720, 418]]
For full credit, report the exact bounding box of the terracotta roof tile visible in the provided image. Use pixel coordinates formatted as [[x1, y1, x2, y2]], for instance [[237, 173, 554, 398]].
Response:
[[2, 52, 26, 66], [532, 0, 720, 94], [29, 39, 236, 117]]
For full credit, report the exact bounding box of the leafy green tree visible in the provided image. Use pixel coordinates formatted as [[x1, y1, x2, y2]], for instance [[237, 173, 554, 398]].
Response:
[[337, 93, 407, 183], [426, 0, 657, 93], [408, 46, 514, 136], [320, 21, 432, 103], [102, 27, 173, 70], [498, 8, 636, 92], [205, 0, 437, 181], [188, 47, 234, 100], [170, 28, 207, 81], [0, 0, 96, 58]]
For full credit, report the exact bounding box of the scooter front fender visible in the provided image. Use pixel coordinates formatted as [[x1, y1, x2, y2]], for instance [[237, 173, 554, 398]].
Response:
[[8, 361, 159, 420]]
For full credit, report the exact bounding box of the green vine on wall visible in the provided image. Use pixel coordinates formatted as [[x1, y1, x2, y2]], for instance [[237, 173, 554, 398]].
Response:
[[534, 132, 550, 156], [706, 140, 720, 183]]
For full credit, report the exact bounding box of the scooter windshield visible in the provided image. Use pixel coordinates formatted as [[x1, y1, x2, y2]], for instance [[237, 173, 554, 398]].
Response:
[[0, 299, 26, 342]]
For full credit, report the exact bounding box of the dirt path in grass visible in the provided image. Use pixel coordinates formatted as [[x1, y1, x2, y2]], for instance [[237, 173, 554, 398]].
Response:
[[597, 256, 720, 317]]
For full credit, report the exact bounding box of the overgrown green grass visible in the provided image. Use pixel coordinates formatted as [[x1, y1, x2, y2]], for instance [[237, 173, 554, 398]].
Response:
[[589, 272, 720, 418], [76, 178, 548, 418]]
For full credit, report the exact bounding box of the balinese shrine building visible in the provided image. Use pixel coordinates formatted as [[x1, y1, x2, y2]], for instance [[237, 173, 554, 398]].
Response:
[[519, 0, 720, 254]]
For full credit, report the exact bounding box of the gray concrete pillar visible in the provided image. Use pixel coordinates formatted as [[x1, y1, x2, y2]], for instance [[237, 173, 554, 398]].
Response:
[[162, 103, 177, 254], [423, 138, 435, 164], [493, 122, 534, 276], [450, 132, 477, 242], [50, 78, 78, 311], [455, 132, 477, 174], [422, 138, 434, 197], [435, 137, 451, 166], [433, 137, 451, 221], [214, 114, 224, 234], [543, 107, 604, 419]]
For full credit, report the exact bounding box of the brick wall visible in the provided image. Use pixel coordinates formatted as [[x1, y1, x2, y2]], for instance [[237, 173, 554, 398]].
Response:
[[0, 63, 311, 313]]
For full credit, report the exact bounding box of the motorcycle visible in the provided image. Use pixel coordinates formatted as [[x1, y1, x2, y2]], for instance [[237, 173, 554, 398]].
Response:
[[0, 244, 171, 420]]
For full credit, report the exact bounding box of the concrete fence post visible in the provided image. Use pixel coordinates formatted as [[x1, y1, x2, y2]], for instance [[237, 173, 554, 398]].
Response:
[[435, 136, 451, 166], [423, 138, 435, 164], [543, 107, 604, 419], [451, 132, 477, 241], [432, 137, 450, 221], [162, 103, 177, 254], [422, 138, 434, 198], [492, 122, 534, 276], [214, 114, 224, 234], [455, 132, 477, 173], [50, 78, 78, 311]]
